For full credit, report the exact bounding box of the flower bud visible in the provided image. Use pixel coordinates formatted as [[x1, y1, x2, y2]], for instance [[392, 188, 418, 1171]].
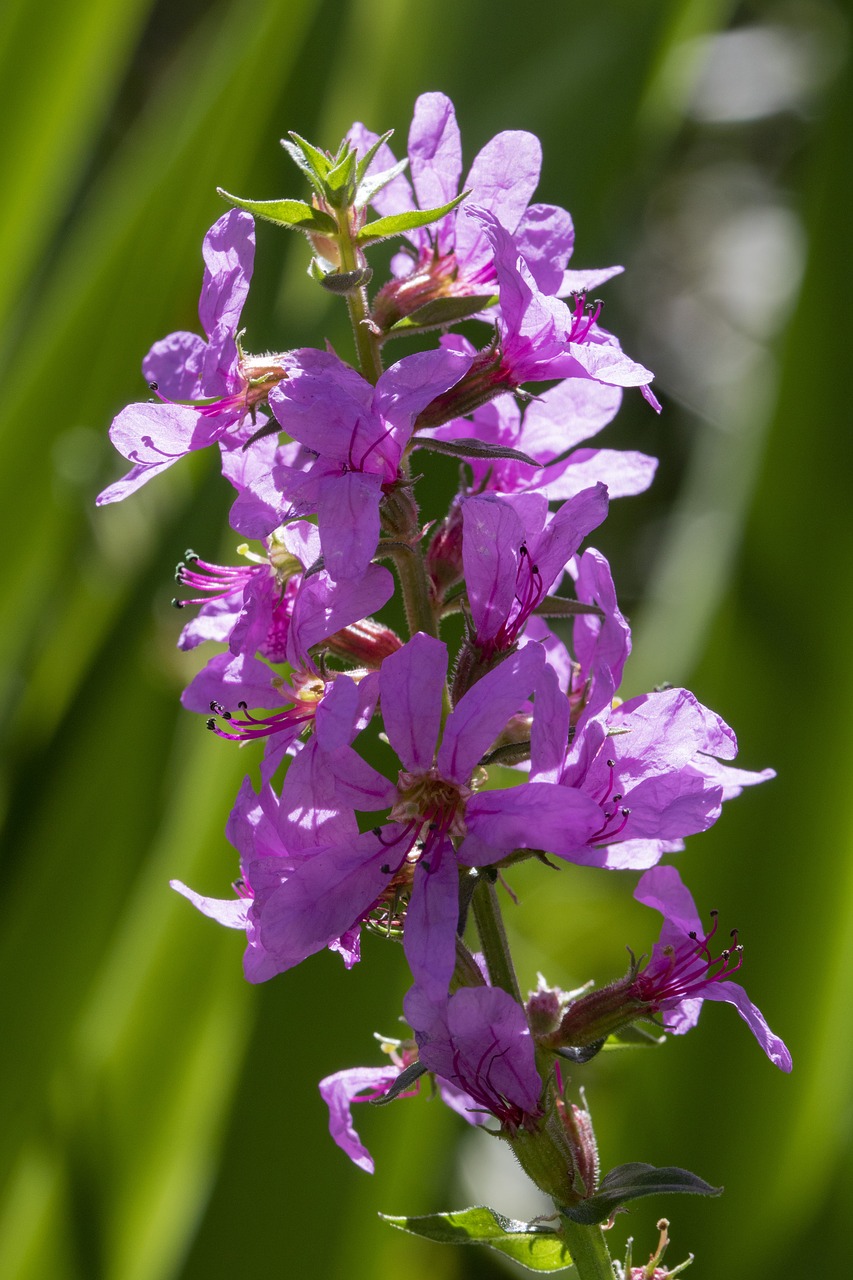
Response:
[[380, 479, 420, 541], [324, 618, 403, 667], [426, 500, 465, 599], [557, 1099, 599, 1200], [526, 979, 563, 1037]]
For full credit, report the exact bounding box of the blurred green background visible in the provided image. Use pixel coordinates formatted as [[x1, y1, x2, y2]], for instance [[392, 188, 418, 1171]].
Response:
[[1, 0, 850, 1275]]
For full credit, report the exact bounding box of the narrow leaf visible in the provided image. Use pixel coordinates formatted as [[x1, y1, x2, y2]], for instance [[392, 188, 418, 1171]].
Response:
[[285, 131, 331, 182], [357, 191, 469, 245], [383, 293, 498, 335], [354, 128, 395, 184], [532, 595, 605, 619], [381, 1206, 574, 1273], [562, 1164, 723, 1226], [370, 1061, 427, 1105], [216, 189, 337, 234], [356, 158, 410, 208], [323, 147, 357, 206], [280, 137, 326, 196], [604, 1024, 666, 1050], [412, 436, 538, 466]]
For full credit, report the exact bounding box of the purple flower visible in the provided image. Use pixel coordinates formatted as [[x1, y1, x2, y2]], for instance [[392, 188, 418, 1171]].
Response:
[[425, 378, 658, 501], [265, 346, 472, 579], [461, 487, 609, 659], [98, 211, 287, 504], [182, 533, 393, 780], [633, 865, 792, 1070], [529, 550, 773, 868], [404, 983, 543, 1134], [353, 92, 624, 327], [171, 776, 360, 983], [319, 1034, 487, 1174], [249, 634, 603, 996], [468, 207, 661, 408]]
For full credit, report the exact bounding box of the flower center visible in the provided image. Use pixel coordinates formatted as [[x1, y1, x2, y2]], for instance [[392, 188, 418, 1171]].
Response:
[[389, 767, 470, 841]]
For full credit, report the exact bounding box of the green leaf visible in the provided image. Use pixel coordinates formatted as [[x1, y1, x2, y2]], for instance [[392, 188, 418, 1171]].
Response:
[[604, 1023, 666, 1050], [562, 1164, 723, 1226], [357, 190, 469, 245], [323, 146, 357, 208], [282, 130, 331, 194], [354, 128, 394, 183], [215, 189, 338, 234], [380, 1206, 574, 1273], [383, 292, 498, 335], [412, 436, 538, 466]]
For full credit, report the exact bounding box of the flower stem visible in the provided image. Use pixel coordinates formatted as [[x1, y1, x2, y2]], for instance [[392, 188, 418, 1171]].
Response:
[[557, 1215, 614, 1280], [336, 211, 383, 385], [380, 541, 438, 639], [471, 873, 521, 1003]]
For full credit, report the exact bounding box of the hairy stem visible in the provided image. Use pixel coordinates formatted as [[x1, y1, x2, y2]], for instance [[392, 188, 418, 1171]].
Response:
[[557, 1215, 614, 1280], [380, 541, 438, 639], [336, 211, 383, 385]]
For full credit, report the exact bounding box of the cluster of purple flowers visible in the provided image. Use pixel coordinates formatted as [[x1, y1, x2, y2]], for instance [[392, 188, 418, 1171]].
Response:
[[100, 93, 789, 1212]]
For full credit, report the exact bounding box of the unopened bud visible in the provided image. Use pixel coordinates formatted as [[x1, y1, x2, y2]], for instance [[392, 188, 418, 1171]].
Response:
[[426, 500, 465, 598], [526, 980, 563, 1037], [324, 618, 403, 667]]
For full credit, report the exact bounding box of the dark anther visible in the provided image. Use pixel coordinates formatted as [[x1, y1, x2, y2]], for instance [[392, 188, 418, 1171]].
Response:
[[381, 864, 391, 875], [710, 909, 719, 919], [238, 700, 248, 710], [209, 701, 220, 713], [148, 381, 159, 391], [206, 718, 216, 730], [688, 930, 698, 940], [422, 860, 431, 873], [519, 543, 528, 556], [171, 598, 184, 609], [613, 794, 622, 803], [428, 822, 439, 832], [531, 564, 539, 573], [620, 807, 630, 817], [372, 827, 383, 836], [607, 758, 615, 768], [184, 549, 198, 562]]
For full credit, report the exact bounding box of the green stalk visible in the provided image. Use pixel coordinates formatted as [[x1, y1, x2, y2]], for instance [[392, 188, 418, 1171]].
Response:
[[336, 210, 383, 385], [380, 541, 438, 639], [557, 1216, 614, 1280], [470, 873, 521, 1002]]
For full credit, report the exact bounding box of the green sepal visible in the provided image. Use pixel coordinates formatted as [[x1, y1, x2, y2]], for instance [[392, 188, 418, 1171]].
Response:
[[380, 1206, 574, 1273], [532, 595, 605, 620], [357, 191, 469, 246], [561, 1163, 723, 1227], [216, 189, 337, 236], [412, 436, 538, 466], [383, 293, 498, 336]]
